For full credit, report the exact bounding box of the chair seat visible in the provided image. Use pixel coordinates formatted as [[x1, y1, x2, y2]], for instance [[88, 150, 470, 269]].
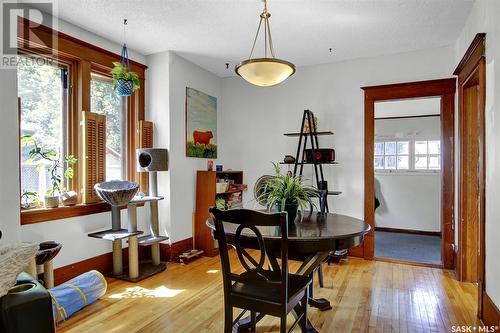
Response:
[[231, 273, 310, 304]]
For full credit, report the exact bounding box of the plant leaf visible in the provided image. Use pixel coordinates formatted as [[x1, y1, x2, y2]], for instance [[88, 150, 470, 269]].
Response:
[[64, 155, 77, 165], [45, 150, 57, 158], [64, 167, 74, 179]]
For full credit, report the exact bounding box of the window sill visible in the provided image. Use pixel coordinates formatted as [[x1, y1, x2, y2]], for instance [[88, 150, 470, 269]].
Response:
[[20, 201, 144, 225], [375, 170, 441, 176]]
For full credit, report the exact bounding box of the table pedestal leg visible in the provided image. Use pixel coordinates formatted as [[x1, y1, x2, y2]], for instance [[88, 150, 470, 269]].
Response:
[[296, 252, 332, 311]]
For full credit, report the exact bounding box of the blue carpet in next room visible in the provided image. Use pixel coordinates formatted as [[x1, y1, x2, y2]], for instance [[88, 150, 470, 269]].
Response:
[[374, 231, 442, 265]]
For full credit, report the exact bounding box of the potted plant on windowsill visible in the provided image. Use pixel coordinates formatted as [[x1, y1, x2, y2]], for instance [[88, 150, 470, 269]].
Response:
[[259, 163, 319, 224], [20, 191, 40, 209], [21, 135, 77, 209]]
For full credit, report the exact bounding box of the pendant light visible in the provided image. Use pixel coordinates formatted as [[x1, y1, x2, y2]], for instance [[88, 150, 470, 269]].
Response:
[[235, 0, 295, 87]]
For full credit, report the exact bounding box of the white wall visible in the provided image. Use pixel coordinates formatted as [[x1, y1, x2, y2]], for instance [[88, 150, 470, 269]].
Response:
[[146, 51, 222, 243], [220, 46, 455, 219], [145, 52, 171, 243], [375, 98, 441, 118], [374, 117, 441, 232], [455, 0, 500, 309], [375, 174, 441, 232], [0, 13, 148, 268]]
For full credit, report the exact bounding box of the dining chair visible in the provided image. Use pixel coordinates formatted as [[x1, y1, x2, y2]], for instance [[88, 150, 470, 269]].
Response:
[[209, 208, 311, 333]]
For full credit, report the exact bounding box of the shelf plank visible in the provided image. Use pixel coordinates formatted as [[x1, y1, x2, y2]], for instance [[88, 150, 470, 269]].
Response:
[[137, 235, 170, 246], [216, 189, 243, 195], [88, 229, 143, 241], [279, 161, 339, 165], [327, 191, 342, 195], [129, 195, 164, 204], [284, 131, 334, 137], [215, 170, 243, 174]]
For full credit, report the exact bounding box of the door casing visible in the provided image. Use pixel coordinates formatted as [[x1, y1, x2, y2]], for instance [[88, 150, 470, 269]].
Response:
[[360, 79, 456, 269]]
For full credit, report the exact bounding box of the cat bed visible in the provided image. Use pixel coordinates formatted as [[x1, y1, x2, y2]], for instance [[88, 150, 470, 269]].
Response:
[[35, 241, 62, 265], [49, 270, 107, 323], [0, 243, 38, 297]]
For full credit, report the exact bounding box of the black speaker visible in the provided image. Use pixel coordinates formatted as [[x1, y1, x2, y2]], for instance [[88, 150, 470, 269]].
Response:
[[304, 149, 335, 163]]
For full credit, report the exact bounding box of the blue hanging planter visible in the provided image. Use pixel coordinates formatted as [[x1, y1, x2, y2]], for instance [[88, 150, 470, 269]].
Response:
[[112, 20, 140, 97], [116, 78, 133, 96], [115, 44, 133, 96]]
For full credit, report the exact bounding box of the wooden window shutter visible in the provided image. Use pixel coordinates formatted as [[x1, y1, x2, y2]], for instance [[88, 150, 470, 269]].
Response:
[[138, 120, 153, 194], [82, 112, 106, 203]]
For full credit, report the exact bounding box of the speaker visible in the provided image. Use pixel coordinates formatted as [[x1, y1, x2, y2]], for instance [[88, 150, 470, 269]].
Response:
[[303, 148, 335, 163], [136, 148, 169, 172]]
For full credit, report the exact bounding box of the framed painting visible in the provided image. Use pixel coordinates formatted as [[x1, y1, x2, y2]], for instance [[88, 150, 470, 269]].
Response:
[[185, 87, 217, 158]]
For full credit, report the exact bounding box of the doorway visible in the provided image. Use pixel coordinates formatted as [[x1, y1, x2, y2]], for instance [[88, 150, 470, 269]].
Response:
[[454, 33, 486, 318], [373, 98, 442, 265], [360, 79, 456, 270]]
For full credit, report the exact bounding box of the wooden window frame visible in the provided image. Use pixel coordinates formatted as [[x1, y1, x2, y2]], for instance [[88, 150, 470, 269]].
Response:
[[18, 18, 147, 225]]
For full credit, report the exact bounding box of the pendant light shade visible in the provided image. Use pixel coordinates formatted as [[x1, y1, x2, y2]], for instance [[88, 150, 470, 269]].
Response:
[[235, 58, 295, 87], [236, 0, 295, 87]]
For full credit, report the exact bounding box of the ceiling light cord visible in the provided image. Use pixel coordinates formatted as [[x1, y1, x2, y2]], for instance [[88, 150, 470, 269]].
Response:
[[248, 16, 263, 59], [123, 19, 128, 47], [248, 0, 276, 59], [266, 15, 276, 58], [264, 16, 267, 58]]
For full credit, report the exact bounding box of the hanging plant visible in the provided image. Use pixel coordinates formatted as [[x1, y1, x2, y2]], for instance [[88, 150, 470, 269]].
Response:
[[111, 19, 140, 96], [111, 60, 140, 96]]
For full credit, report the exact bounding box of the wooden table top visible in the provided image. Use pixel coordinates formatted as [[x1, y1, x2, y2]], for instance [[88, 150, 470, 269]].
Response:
[[207, 211, 370, 240]]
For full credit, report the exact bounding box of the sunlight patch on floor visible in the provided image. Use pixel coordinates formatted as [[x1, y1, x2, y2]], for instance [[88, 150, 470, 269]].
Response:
[[108, 286, 184, 299], [207, 269, 219, 274]]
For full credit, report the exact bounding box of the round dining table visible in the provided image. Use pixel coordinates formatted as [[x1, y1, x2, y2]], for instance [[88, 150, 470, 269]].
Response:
[[206, 211, 370, 333]]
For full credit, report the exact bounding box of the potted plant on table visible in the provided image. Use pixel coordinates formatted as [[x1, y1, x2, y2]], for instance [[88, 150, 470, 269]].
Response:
[[21, 135, 77, 208], [259, 163, 319, 224]]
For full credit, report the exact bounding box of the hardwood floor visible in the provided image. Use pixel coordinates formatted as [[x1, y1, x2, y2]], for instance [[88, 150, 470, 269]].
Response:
[[58, 253, 478, 332]]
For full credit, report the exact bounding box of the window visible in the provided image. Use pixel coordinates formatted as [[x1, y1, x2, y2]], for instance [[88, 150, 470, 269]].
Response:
[[374, 141, 409, 170], [91, 73, 126, 181], [18, 54, 69, 197], [18, 18, 147, 225], [415, 140, 441, 170], [375, 139, 441, 172]]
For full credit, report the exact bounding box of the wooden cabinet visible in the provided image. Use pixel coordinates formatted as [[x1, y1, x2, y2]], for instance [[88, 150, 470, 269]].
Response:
[[194, 170, 243, 257]]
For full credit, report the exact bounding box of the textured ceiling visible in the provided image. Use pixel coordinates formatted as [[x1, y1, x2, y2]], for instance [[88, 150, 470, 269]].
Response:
[[49, 0, 474, 77]]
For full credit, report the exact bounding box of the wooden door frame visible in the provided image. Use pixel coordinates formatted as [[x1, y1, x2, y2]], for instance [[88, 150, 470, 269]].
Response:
[[360, 78, 456, 269], [454, 33, 486, 317]]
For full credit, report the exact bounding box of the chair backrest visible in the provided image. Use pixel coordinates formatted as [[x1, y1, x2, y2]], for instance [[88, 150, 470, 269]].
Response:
[[209, 208, 289, 303]]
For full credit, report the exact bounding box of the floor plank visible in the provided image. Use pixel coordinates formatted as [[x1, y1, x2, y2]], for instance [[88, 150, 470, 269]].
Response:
[[57, 254, 479, 333]]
